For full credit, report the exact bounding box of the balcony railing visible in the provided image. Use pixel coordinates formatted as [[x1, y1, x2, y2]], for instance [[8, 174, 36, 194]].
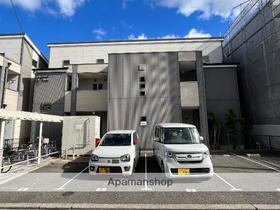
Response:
[[65, 90, 107, 112], [223, 0, 270, 47], [4, 89, 19, 111], [180, 82, 199, 109]]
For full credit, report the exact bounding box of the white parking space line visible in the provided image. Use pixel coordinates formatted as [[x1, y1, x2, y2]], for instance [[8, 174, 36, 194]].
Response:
[[277, 189, 280, 192], [57, 166, 89, 190], [185, 189, 197, 192], [214, 173, 242, 191], [232, 154, 280, 172], [17, 188, 29, 191], [255, 159, 280, 169], [96, 188, 107, 191]]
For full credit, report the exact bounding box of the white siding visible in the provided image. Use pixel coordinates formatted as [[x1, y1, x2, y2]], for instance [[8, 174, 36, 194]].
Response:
[[0, 37, 22, 63], [49, 39, 223, 68]]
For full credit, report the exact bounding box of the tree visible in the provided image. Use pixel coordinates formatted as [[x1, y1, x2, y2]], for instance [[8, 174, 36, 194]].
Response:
[[240, 118, 253, 149], [225, 109, 240, 149], [208, 113, 222, 150]]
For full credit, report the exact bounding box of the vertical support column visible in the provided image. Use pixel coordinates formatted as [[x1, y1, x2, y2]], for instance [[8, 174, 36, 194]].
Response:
[[38, 122, 43, 165], [196, 51, 210, 146], [0, 59, 9, 108], [71, 65, 78, 116], [0, 120, 6, 173]]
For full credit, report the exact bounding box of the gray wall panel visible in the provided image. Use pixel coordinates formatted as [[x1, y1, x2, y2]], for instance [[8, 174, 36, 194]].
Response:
[[205, 67, 242, 145], [31, 71, 66, 144], [108, 52, 182, 149]]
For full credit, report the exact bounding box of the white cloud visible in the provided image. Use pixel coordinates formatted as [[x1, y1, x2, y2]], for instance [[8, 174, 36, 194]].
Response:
[[154, 0, 248, 19], [0, 0, 42, 11], [122, 0, 134, 8], [128, 33, 148, 40], [93, 28, 106, 36], [56, 0, 85, 17], [93, 28, 106, 40], [0, 0, 86, 17], [127, 28, 211, 40], [185, 28, 211, 38], [160, 34, 179, 39]]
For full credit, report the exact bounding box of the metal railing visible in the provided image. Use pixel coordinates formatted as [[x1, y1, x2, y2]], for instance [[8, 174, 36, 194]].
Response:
[[1, 138, 59, 173], [252, 135, 280, 152], [0, 151, 59, 173], [224, 0, 270, 46]]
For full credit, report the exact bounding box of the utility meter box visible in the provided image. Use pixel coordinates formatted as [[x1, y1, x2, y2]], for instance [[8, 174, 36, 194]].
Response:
[[61, 116, 100, 156]]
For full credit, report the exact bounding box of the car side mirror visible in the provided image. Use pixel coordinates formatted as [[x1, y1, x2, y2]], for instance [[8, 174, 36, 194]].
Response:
[[199, 136, 204, 142]]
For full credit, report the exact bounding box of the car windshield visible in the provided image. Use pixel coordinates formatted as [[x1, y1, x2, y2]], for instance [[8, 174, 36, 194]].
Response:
[[100, 134, 131, 146], [163, 127, 200, 144]]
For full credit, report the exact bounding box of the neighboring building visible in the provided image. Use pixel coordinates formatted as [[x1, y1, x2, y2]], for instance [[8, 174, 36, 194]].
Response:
[[33, 38, 241, 149], [223, 0, 280, 149], [0, 33, 48, 147]]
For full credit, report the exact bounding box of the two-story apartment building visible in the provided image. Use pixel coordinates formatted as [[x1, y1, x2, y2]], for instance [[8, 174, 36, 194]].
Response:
[[33, 37, 241, 149], [0, 33, 48, 147]]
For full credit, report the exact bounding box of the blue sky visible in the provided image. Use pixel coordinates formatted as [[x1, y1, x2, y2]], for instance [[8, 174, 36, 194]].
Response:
[[0, 0, 246, 58]]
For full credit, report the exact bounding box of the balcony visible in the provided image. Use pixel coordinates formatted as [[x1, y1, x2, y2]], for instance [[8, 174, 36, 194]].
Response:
[[65, 90, 107, 112], [4, 89, 18, 111], [180, 82, 199, 109]]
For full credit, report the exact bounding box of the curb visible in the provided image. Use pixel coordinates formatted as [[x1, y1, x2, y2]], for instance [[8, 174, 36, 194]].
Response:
[[0, 203, 279, 209]]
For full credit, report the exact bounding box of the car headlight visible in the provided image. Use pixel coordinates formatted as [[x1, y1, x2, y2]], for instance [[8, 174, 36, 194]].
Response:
[[120, 154, 130, 162], [91, 154, 99, 162], [165, 151, 174, 158], [203, 150, 210, 158]]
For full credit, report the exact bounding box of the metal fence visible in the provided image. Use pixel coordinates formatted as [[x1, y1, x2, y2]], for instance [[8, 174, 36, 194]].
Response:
[[1, 137, 59, 173], [223, 0, 270, 46]]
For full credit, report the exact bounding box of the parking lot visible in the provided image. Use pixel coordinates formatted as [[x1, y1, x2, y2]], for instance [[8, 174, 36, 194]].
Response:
[[0, 153, 280, 193]]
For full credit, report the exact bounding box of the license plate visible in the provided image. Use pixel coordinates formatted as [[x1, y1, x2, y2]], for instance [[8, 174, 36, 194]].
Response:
[[178, 168, 190, 175], [99, 167, 110, 173]]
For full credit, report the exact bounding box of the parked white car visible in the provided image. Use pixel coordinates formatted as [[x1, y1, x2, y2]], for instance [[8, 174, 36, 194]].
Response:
[[89, 130, 140, 175], [153, 123, 213, 179]]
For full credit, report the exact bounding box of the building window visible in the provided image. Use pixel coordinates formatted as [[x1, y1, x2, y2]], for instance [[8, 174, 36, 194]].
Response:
[[138, 64, 147, 71], [40, 103, 52, 111], [140, 91, 145, 96], [93, 83, 103, 90], [140, 84, 145, 89], [140, 116, 146, 122], [139, 77, 145, 82], [96, 59, 105, 64], [32, 59, 38, 68], [63, 60, 70, 66], [140, 116, 147, 126]]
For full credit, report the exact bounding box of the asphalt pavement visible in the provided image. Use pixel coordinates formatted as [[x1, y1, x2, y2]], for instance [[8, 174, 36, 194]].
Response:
[[0, 153, 279, 208]]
